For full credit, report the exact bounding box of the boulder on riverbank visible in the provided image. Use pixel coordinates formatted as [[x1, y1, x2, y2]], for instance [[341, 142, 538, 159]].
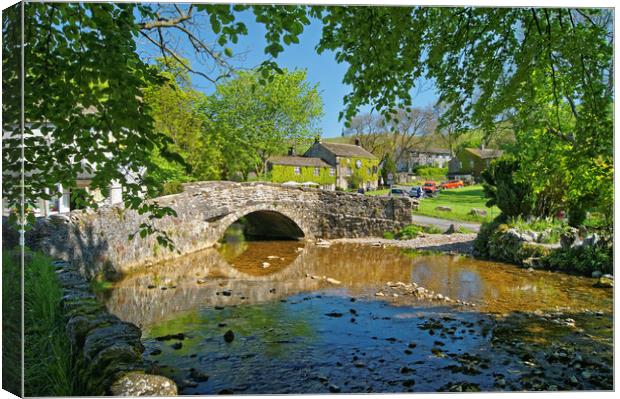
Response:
[[594, 274, 613, 288], [110, 372, 178, 396]]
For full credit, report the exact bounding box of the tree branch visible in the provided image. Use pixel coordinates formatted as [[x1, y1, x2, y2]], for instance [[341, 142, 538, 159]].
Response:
[[138, 30, 217, 83]]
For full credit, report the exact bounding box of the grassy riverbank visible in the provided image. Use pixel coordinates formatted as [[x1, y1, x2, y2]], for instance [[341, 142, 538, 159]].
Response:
[[415, 185, 499, 223], [367, 185, 499, 223], [2, 248, 78, 396]]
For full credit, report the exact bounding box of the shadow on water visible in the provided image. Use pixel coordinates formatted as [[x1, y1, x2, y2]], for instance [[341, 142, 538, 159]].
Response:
[[101, 242, 613, 394]]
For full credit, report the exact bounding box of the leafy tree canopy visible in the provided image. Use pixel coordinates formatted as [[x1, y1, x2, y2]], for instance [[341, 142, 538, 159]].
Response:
[[3, 3, 612, 236], [202, 69, 323, 180]]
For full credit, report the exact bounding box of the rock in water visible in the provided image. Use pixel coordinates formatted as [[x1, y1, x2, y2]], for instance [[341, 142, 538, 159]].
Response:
[[224, 330, 235, 343], [328, 384, 341, 393], [190, 369, 209, 382], [595, 274, 613, 288], [326, 277, 342, 285]]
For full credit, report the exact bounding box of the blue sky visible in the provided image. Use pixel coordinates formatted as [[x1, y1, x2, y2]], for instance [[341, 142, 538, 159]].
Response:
[[139, 8, 439, 138]]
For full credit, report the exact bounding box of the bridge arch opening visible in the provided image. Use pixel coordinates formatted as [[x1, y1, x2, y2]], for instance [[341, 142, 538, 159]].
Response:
[[222, 210, 305, 242]]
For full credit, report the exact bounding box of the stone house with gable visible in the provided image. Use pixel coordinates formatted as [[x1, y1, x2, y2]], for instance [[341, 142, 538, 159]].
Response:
[[448, 146, 504, 179], [397, 147, 452, 172], [267, 138, 380, 191]]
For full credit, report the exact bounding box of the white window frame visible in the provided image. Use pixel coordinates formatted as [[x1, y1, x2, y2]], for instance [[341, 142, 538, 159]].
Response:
[[294, 166, 301, 175]]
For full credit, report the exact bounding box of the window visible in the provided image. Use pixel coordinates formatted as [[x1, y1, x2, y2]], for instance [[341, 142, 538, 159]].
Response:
[[314, 167, 320, 176], [372, 166, 378, 174], [355, 159, 362, 168], [329, 168, 335, 176], [469, 160, 474, 169], [346, 167, 352, 176], [294, 167, 301, 175], [367, 168, 371, 175]]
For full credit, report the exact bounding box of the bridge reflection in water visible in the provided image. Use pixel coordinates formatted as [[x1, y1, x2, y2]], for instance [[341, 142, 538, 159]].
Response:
[[102, 241, 613, 329], [101, 242, 417, 327]]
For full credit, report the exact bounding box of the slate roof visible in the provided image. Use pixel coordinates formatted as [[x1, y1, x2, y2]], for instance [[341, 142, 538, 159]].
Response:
[[267, 156, 332, 168], [319, 142, 377, 159], [465, 148, 504, 159]]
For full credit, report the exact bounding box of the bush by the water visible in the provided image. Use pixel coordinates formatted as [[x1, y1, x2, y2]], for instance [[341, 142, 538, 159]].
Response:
[[544, 240, 613, 275], [474, 216, 613, 276], [389, 224, 443, 240]]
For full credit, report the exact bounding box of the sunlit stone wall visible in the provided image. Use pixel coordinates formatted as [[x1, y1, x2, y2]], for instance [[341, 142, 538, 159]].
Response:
[[29, 181, 415, 279]]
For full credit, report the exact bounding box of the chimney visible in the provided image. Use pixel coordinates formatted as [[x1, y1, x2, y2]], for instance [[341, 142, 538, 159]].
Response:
[[355, 138, 361, 146], [288, 147, 296, 156]]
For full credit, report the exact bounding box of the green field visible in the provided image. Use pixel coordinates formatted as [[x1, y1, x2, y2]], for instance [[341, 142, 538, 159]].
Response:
[[415, 185, 499, 223], [367, 185, 499, 223]]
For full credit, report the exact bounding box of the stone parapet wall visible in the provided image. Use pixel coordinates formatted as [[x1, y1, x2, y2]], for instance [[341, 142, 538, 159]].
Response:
[[30, 181, 416, 279], [55, 260, 177, 396]]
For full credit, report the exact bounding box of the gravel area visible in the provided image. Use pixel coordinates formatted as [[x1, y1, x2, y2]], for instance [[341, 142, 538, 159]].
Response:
[[329, 233, 477, 255]]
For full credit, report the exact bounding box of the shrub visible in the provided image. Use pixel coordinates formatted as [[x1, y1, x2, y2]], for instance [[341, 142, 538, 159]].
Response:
[[425, 225, 444, 234], [395, 224, 425, 239], [161, 180, 184, 196], [473, 215, 505, 258], [412, 166, 448, 181], [394, 224, 443, 240], [481, 157, 535, 218], [383, 231, 395, 239], [544, 240, 613, 275]]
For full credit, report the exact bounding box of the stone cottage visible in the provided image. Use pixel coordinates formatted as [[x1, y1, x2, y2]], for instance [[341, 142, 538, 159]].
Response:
[[267, 138, 380, 190], [397, 147, 452, 172], [448, 146, 503, 179]]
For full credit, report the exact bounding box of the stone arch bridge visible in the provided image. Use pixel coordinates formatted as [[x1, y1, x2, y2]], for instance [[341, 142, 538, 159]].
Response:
[[33, 181, 415, 279]]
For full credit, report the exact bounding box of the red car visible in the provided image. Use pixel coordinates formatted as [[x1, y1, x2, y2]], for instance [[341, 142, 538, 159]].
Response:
[[440, 180, 464, 189], [422, 181, 439, 196]]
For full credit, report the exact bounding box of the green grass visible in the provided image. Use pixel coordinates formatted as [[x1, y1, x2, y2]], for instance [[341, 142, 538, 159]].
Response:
[[2, 248, 22, 396], [366, 188, 390, 196], [3, 248, 79, 396], [414, 185, 500, 223], [384, 223, 444, 240]]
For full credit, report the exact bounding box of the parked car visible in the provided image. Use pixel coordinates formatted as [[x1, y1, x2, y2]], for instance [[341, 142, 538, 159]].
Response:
[[408, 186, 424, 199], [422, 181, 439, 197], [389, 187, 408, 197], [440, 179, 464, 190]]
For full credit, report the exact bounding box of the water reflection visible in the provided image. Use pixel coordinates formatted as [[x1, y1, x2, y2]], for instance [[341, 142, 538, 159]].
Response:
[[406, 254, 612, 314], [103, 242, 612, 328]]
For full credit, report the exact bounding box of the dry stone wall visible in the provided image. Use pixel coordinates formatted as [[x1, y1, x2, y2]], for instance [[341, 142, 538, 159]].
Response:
[[55, 260, 177, 396], [30, 181, 415, 279]]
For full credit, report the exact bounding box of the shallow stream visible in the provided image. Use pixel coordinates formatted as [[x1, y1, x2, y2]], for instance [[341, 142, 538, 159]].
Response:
[[101, 241, 613, 393]]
